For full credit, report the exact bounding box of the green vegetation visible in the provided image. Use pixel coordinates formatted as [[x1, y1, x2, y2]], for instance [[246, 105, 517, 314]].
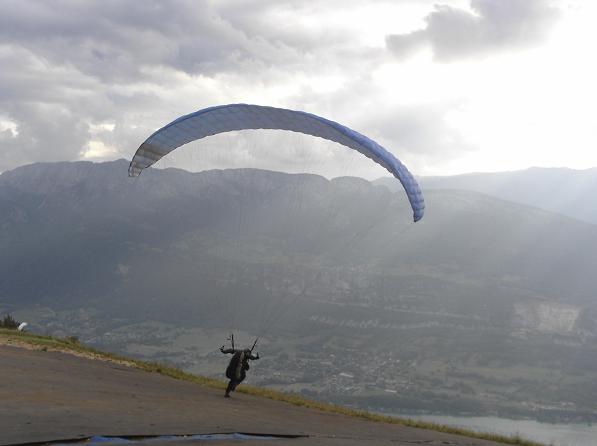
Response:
[[0, 314, 20, 329], [0, 329, 546, 446]]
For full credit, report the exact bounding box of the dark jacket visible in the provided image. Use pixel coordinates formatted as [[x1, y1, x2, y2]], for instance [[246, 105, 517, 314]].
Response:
[[221, 348, 259, 381]]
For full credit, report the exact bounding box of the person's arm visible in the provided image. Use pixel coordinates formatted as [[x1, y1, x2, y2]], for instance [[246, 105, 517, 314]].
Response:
[[220, 346, 235, 354]]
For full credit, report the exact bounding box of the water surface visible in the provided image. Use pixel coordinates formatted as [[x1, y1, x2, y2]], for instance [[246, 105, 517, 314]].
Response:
[[402, 414, 597, 446]]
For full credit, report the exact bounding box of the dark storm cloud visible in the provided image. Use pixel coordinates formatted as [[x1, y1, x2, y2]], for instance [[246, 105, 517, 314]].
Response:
[[0, 0, 387, 173], [0, 0, 307, 171], [0, 102, 90, 169], [0, 0, 352, 82], [386, 0, 561, 62], [0, 40, 162, 170], [0, 0, 251, 81]]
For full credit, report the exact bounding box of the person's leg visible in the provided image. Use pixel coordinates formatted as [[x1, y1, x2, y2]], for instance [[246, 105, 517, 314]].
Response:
[[225, 380, 235, 397], [234, 374, 246, 390]]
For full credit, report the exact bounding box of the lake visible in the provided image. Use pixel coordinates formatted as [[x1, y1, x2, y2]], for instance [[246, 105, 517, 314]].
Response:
[[398, 414, 597, 446]]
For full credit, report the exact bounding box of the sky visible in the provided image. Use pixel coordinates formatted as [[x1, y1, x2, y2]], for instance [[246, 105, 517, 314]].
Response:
[[0, 0, 595, 179]]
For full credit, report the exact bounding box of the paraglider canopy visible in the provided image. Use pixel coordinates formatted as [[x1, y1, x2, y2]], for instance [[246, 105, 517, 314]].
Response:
[[129, 104, 425, 222]]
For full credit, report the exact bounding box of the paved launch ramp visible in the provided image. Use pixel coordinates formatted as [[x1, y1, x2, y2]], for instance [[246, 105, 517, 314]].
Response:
[[0, 345, 506, 446]]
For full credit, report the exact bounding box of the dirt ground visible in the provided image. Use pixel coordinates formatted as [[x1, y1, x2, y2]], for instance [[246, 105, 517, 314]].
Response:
[[0, 344, 509, 446]]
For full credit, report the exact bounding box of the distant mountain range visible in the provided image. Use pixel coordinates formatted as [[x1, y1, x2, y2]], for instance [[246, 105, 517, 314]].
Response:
[[376, 167, 597, 224], [3, 160, 597, 310], [2, 160, 597, 420]]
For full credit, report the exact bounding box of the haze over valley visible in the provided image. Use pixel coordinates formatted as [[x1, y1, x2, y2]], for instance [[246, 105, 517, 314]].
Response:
[[2, 160, 597, 423]]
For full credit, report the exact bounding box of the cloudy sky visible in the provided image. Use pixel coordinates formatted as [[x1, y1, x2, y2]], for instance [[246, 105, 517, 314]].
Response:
[[0, 0, 595, 178]]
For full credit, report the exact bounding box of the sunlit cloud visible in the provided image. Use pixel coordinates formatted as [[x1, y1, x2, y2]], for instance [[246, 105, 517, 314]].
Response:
[[0, 119, 19, 137], [80, 140, 119, 160]]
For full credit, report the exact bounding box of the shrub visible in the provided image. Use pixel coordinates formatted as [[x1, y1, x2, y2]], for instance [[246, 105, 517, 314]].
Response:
[[0, 314, 20, 329]]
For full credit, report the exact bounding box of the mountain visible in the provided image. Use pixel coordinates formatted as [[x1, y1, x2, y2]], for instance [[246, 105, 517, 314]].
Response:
[[2, 160, 597, 421], [375, 167, 597, 224]]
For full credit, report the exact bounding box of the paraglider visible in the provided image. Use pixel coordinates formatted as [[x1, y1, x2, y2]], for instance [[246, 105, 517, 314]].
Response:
[[129, 104, 426, 392], [220, 344, 260, 397], [128, 104, 425, 222]]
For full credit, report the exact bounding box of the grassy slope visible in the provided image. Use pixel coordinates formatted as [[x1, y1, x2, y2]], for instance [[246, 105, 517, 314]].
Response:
[[0, 329, 545, 446]]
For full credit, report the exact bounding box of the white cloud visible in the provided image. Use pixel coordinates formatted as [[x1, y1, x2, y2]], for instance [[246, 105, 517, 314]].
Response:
[[80, 140, 119, 160], [0, 119, 19, 137], [387, 0, 561, 62], [89, 122, 116, 134], [1, 0, 594, 178]]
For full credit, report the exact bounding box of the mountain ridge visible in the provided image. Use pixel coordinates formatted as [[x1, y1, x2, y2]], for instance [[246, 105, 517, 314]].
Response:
[[375, 166, 597, 224]]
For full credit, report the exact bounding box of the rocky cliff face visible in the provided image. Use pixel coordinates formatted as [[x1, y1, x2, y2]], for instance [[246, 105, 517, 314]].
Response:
[[513, 301, 581, 334]]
